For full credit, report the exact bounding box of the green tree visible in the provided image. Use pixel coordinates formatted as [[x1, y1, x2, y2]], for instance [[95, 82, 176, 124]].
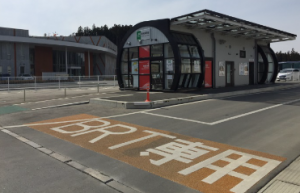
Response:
[[276, 48, 300, 62], [74, 24, 132, 45]]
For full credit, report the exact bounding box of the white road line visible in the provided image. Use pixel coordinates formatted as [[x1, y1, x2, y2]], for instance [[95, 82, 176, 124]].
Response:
[[141, 112, 211, 125], [13, 92, 118, 106], [2, 118, 102, 129], [4, 97, 300, 129], [102, 111, 143, 119], [2, 111, 146, 129], [31, 101, 89, 111], [147, 99, 214, 111], [141, 97, 300, 125], [102, 94, 133, 98], [210, 97, 300, 125]]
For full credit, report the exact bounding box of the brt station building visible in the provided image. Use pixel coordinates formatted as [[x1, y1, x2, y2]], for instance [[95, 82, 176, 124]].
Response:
[[117, 10, 297, 91], [0, 27, 117, 77]]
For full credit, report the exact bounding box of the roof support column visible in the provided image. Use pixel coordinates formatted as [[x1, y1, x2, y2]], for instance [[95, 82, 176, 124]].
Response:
[[254, 40, 258, 84], [211, 32, 216, 88]]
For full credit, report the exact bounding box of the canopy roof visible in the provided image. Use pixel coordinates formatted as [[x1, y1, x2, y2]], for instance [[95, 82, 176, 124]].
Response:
[[171, 9, 296, 43]]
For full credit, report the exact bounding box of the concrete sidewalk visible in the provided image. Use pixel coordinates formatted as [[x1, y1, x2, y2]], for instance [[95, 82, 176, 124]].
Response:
[[258, 156, 300, 193], [90, 82, 300, 109]]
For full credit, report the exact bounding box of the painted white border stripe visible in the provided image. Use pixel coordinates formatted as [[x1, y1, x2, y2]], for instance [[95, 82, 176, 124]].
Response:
[[2, 111, 145, 129], [3, 118, 101, 129], [3, 97, 300, 129], [140, 97, 300, 126], [141, 112, 211, 125], [31, 101, 89, 111]]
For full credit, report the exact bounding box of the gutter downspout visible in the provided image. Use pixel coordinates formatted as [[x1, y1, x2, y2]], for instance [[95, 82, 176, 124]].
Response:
[[65, 47, 68, 75], [254, 40, 258, 84], [88, 50, 90, 77], [211, 33, 216, 88], [14, 29, 17, 76]]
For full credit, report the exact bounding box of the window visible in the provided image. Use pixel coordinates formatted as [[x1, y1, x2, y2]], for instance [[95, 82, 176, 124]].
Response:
[[20, 44, 24, 60], [7, 66, 11, 75], [7, 43, 11, 60], [139, 46, 150, 58], [20, 66, 25, 75], [192, 60, 201, 73], [181, 59, 191, 73], [122, 49, 128, 62], [151, 44, 163, 57], [257, 53, 265, 82], [240, 50, 246, 58], [164, 43, 174, 58], [121, 48, 138, 88], [178, 45, 190, 58], [189, 46, 200, 58], [129, 47, 138, 60]]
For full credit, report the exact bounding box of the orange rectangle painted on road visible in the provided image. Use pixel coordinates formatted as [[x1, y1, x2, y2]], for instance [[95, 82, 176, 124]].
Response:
[[28, 114, 285, 193]]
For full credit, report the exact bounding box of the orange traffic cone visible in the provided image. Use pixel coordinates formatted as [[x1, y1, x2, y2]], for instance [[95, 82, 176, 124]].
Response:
[[145, 83, 151, 102]]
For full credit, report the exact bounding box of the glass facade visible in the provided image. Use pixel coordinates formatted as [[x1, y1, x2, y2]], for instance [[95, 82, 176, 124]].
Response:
[[258, 53, 265, 83], [119, 31, 203, 90], [262, 47, 275, 83], [257, 46, 277, 84], [121, 43, 174, 90], [173, 32, 202, 89], [53, 50, 85, 76]]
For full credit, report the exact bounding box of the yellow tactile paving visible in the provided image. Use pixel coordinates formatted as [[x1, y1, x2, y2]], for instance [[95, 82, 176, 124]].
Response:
[[27, 114, 285, 193]]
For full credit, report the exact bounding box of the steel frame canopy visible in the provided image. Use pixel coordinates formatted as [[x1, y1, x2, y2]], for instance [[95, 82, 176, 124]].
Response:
[[171, 9, 297, 43]]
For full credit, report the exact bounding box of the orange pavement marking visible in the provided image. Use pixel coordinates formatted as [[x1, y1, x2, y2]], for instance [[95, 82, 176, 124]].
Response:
[[27, 114, 285, 193]]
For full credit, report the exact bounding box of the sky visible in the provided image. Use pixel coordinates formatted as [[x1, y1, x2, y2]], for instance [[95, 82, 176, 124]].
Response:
[[1, 0, 299, 53]]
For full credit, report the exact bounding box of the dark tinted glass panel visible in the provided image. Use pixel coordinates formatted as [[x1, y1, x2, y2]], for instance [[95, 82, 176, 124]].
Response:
[[181, 59, 191, 73], [129, 47, 138, 60], [172, 32, 196, 45], [165, 59, 175, 73], [121, 62, 128, 74], [122, 49, 128, 61], [164, 43, 174, 58], [178, 45, 190, 58], [192, 60, 201, 73], [189, 46, 200, 58], [151, 44, 163, 57]]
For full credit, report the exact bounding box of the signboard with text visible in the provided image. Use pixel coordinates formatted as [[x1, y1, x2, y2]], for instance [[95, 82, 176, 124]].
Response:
[[139, 60, 150, 74], [137, 28, 151, 41]]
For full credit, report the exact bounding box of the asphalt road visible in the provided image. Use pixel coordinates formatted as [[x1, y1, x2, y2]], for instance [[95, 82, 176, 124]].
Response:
[[0, 86, 300, 193]]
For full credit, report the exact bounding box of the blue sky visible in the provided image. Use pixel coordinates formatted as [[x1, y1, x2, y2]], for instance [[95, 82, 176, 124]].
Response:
[[1, 0, 298, 53]]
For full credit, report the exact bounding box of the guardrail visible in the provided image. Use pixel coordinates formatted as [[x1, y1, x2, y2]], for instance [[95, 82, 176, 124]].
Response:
[[0, 75, 117, 91]]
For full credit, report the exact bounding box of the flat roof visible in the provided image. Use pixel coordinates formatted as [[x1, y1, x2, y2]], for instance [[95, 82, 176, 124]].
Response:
[[0, 35, 117, 56], [171, 9, 297, 43]]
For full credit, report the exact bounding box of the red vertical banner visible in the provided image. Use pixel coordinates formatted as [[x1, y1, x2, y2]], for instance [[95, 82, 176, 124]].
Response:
[[139, 75, 150, 90], [139, 60, 150, 90], [205, 61, 213, 88], [139, 60, 150, 74], [139, 46, 150, 58]]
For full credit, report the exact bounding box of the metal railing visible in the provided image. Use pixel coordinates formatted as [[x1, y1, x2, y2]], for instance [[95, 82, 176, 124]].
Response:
[[0, 75, 117, 91]]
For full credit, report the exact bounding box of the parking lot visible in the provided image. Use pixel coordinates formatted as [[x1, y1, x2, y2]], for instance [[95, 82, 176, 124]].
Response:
[[1, 85, 300, 193]]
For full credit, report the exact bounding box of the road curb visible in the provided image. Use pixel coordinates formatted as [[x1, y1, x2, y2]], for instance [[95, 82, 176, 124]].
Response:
[[90, 84, 300, 109], [258, 156, 300, 193], [0, 128, 141, 193]]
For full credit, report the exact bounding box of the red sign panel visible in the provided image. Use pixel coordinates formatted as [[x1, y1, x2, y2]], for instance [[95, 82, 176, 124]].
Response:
[[139, 46, 150, 58], [139, 75, 150, 90], [205, 61, 212, 88], [139, 60, 150, 74]]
